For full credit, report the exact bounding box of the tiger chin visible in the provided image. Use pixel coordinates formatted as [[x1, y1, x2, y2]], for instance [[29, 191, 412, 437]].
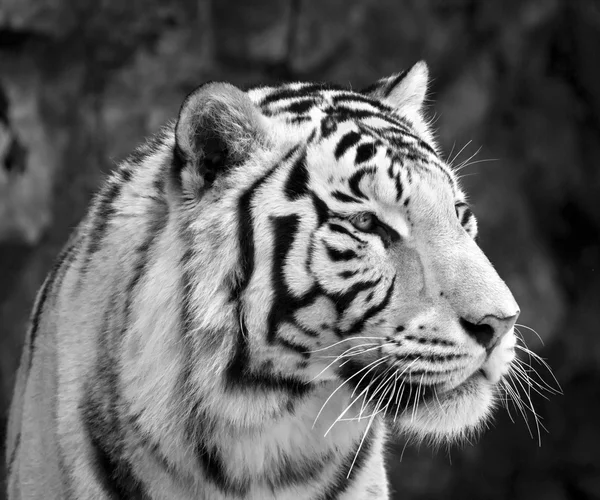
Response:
[[6, 61, 520, 500]]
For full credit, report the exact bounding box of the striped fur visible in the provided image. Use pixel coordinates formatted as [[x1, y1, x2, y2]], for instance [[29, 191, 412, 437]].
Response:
[[6, 62, 519, 499]]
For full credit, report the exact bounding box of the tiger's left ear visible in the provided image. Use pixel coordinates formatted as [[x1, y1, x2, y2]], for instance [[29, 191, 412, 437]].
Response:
[[363, 61, 429, 115]]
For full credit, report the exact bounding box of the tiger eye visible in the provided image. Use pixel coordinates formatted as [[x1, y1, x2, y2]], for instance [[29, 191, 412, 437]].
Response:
[[351, 212, 376, 232]]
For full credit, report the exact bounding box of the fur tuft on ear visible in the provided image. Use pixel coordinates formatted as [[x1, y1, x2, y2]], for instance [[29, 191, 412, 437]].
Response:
[[174, 82, 266, 191], [363, 61, 429, 115]]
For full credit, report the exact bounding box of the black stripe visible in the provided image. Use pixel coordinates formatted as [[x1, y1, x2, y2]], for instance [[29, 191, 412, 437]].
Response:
[[355, 142, 377, 164], [315, 427, 376, 500], [259, 83, 343, 107], [311, 194, 330, 226], [332, 107, 408, 132], [86, 181, 122, 257], [76, 178, 124, 285], [328, 223, 366, 244], [382, 70, 408, 97], [284, 151, 310, 201], [282, 99, 318, 115], [334, 110, 441, 167], [177, 248, 195, 395], [331, 190, 362, 204], [259, 213, 320, 362], [266, 214, 301, 344], [338, 270, 359, 279], [324, 244, 357, 262], [226, 147, 313, 396], [460, 207, 473, 227], [327, 277, 382, 316], [81, 391, 148, 499], [267, 450, 333, 491], [28, 236, 81, 372], [27, 277, 54, 372], [277, 334, 311, 358], [394, 169, 404, 202], [226, 317, 313, 397], [126, 412, 194, 487], [347, 167, 376, 200], [334, 131, 361, 160], [85, 426, 147, 499], [331, 92, 391, 112], [7, 431, 20, 480], [233, 146, 299, 298], [80, 293, 148, 499], [122, 214, 167, 329], [344, 275, 396, 335], [196, 441, 250, 497], [288, 115, 312, 124]]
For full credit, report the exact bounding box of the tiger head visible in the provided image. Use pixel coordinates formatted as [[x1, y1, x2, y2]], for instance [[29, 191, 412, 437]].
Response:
[[171, 61, 519, 443]]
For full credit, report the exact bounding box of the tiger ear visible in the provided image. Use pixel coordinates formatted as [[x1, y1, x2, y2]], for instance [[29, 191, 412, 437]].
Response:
[[363, 61, 429, 115], [173, 82, 267, 193]]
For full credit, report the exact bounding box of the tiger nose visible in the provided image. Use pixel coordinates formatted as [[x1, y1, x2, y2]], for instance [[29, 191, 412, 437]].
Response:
[[460, 311, 519, 351]]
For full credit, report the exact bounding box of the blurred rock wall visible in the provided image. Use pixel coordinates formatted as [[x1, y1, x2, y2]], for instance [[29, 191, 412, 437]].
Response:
[[1, 0, 599, 498]]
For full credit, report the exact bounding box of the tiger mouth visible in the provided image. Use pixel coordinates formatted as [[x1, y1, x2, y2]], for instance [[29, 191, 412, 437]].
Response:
[[337, 358, 492, 418], [436, 369, 488, 397]]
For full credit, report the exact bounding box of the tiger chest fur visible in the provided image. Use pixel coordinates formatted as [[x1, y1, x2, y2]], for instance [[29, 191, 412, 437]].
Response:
[[6, 61, 519, 500]]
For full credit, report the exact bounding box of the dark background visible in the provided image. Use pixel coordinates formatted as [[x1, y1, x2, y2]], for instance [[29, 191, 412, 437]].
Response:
[[1, 0, 599, 498]]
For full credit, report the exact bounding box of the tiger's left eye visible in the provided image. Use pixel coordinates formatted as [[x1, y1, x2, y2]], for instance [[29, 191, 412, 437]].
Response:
[[351, 212, 377, 232]]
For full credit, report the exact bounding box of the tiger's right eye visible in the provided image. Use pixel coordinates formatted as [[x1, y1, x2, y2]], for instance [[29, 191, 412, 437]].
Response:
[[350, 212, 377, 232]]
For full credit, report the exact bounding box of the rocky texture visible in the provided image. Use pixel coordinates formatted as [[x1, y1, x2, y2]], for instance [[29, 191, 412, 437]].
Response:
[[1, 0, 599, 498]]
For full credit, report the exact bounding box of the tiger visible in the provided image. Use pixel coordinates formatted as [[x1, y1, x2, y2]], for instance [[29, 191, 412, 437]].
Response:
[[5, 61, 520, 500]]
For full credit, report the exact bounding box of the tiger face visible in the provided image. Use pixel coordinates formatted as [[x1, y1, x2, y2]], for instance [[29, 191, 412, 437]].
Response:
[[299, 125, 519, 442], [174, 62, 519, 444]]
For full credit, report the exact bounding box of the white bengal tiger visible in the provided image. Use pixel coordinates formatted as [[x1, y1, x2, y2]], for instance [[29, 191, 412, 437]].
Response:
[[6, 61, 520, 500]]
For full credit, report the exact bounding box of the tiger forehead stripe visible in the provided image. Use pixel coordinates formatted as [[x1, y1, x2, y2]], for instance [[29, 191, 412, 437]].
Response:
[[270, 95, 451, 190]]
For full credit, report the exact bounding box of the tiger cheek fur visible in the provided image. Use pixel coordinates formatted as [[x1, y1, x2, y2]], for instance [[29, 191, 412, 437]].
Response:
[[7, 61, 519, 500]]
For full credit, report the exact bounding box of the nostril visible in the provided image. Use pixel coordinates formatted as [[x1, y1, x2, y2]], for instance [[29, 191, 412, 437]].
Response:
[[460, 317, 495, 349]]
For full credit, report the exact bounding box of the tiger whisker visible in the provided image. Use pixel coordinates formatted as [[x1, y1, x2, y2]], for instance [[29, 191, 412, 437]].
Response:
[[325, 364, 390, 433], [455, 157, 497, 173], [432, 385, 445, 416], [447, 140, 472, 167], [498, 383, 516, 424], [315, 343, 380, 360], [502, 376, 534, 439], [305, 337, 383, 354], [327, 366, 395, 439], [513, 344, 562, 394], [313, 356, 388, 429], [511, 357, 560, 396], [453, 145, 482, 172], [346, 399, 379, 479], [350, 357, 391, 400], [352, 372, 396, 422], [411, 373, 424, 423], [506, 368, 546, 445], [310, 343, 382, 383], [514, 323, 545, 346], [331, 358, 420, 434], [356, 364, 397, 421], [446, 141, 457, 165], [402, 376, 415, 420]]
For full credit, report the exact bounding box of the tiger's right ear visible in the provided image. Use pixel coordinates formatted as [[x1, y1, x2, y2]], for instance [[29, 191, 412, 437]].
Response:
[[362, 61, 429, 116], [173, 82, 267, 194]]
